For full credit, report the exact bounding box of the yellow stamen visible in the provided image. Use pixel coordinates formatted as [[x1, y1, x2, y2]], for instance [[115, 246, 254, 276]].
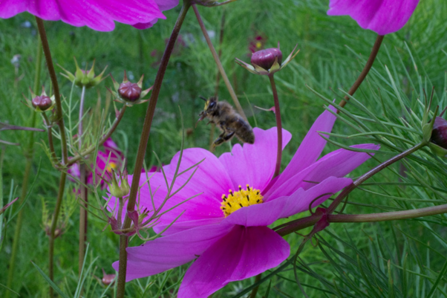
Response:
[[256, 41, 262, 49], [106, 162, 117, 173], [220, 184, 263, 217]]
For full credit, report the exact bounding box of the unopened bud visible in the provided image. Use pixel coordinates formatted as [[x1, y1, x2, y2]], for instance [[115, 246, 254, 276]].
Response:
[[108, 170, 130, 198], [251, 48, 282, 70], [430, 117, 447, 148], [102, 269, 116, 286], [118, 82, 142, 102], [32, 95, 53, 111]]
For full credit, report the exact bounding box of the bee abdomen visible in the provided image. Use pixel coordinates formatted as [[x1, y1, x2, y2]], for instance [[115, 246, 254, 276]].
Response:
[[234, 118, 255, 144]]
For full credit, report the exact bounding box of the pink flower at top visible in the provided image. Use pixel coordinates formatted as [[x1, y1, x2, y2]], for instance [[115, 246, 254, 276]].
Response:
[[110, 107, 380, 297], [327, 0, 420, 35], [68, 138, 124, 187], [0, 0, 179, 31]]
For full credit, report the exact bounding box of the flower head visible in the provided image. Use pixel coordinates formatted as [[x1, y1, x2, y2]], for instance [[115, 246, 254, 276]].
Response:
[[327, 0, 420, 35], [24, 86, 55, 112], [428, 116, 447, 158], [68, 138, 124, 188], [236, 43, 299, 75], [109, 71, 152, 106], [59, 58, 107, 89], [0, 0, 174, 32], [111, 107, 379, 297]]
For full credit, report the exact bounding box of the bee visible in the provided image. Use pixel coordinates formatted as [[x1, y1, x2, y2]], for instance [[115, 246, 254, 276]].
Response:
[[197, 96, 255, 146]]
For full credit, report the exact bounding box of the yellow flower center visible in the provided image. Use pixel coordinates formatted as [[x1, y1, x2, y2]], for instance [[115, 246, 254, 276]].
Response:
[[256, 41, 262, 49], [220, 184, 263, 217], [106, 162, 117, 173]]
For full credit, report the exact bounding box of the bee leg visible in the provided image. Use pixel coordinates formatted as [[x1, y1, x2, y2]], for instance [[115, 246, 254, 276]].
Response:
[[213, 131, 235, 147]]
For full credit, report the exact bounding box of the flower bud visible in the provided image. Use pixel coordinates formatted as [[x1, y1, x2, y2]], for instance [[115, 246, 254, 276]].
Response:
[[108, 169, 130, 198], [59, 58, 107, 89], [118, 82, 142, 102], [24, 87, 55, 112], [251, 48, 283, 71], [101, 269, 116, 286], [430, 117, 447, 148], [109, 71, 152, 106], [32, 95, 53, 111], [236, 43, 299, 76]]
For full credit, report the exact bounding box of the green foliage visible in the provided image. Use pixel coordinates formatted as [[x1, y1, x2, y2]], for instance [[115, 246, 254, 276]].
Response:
[[1, 0, 447, 297]]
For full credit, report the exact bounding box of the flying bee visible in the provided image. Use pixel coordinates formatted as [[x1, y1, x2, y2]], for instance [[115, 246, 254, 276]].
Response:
[[197, 96, 255, 147]]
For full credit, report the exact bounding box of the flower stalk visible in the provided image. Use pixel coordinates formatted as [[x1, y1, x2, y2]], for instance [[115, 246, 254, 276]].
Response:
[[78, 86, 88, 275], [269, 74, 282, 177], [36, 17, 70, 296], [326, 142, 426, 214], [277, 142, 428, 236], [115, 3, 192, 297], [35, 17, 68, 163], [192, 4, 247, 120], [339, 34, 384, 108], [277, 203, 447, 236]]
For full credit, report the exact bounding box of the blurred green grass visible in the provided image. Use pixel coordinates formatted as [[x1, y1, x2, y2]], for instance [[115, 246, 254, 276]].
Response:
[[1, 0, 447, 297]]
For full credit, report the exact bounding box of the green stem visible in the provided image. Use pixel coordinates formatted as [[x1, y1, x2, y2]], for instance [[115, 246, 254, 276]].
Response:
[[115, 3, 191, 297], [78, 86, 88, 276], [192, 4, 247, 120], [5, 36, 42, 298], [269, 74, 282, 178], [339, 34, 384, 109]]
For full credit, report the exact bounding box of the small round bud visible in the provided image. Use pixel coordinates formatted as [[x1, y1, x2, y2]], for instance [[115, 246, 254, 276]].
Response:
[[430, 117, 447, 148], [251, 48, 283, 70], [119, 82, 142, 102], [32, 95, 53, 111]]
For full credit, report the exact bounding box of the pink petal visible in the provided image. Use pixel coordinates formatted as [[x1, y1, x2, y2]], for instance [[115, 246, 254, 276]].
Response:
[[327, 0, 420, 35], [271, 106, 337, 191], [278, 176, 352, 219], [224, 194, 292, 227], [219, 127, 291, 192], [137, 148, 232, 233], [133, 0, 178, 29], [113, 223, 233, 282], [267, 143, 379, 200], [179, 226, 289, 298], [154, 0, 179, 11], [0, 0, 166, 32]]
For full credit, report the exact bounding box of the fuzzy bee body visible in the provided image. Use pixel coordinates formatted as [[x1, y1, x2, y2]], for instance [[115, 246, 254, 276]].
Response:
[[198, 97, 254, 146]]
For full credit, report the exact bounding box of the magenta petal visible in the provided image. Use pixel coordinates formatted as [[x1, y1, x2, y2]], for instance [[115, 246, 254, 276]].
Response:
[[112, 223, 233, 282], [1, 0, 167, 32], [273, 106, 337, 190], [219, 127, 291, 192], [278, 177, 352, 219], [138, 148, 232, 233], [267, 143, 379, 200], [154, 0, 179, 11], [327, 0, 420, 35], [179, 226, 289, 298], [224, 194, 292, 227]]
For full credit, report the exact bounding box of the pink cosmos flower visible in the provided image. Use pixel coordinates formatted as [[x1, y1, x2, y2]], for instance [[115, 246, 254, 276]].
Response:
[[327, 0, 420, 35], [68, 138, 124, 187], [0, 0, 178, 31], [111, 107, 380, 297]]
